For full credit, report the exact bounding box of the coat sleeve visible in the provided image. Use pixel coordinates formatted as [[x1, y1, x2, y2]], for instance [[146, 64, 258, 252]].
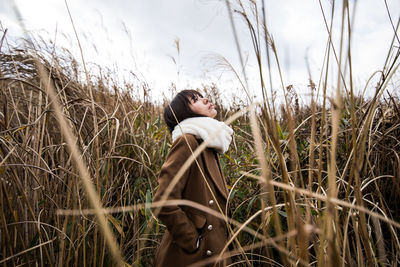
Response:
[[152, 134, 200, 253]]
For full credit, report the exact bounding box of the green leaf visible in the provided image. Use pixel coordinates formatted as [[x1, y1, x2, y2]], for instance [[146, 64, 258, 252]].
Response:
[[277, 210, 287, 218], [229, 189, 237, 201], [145, 189, 152, 220], [247, 196, 258, 213]]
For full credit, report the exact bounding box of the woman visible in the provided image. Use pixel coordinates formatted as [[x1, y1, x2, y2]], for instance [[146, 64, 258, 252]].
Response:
[[153, 90, 233, 267]]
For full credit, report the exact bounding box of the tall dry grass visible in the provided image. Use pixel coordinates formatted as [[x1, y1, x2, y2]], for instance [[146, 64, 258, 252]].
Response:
[[220, 0, 400, 266], [1, 0, 400, 266]]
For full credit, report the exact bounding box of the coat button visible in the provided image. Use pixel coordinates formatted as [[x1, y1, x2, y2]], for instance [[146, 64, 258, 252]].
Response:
[[208, 200, 214, 206], [207, 224, 213, 231], [206, 250, 212, 256]]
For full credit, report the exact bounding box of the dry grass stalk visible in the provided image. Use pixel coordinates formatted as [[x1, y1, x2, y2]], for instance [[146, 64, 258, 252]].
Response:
[[1, 0, 400, 266]]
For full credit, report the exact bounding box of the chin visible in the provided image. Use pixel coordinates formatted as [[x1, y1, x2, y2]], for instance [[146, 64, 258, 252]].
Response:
[[210, 111, 217, 118]]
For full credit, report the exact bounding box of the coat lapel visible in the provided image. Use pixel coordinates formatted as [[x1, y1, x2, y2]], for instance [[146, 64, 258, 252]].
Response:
[[202, 149, 229, 200]]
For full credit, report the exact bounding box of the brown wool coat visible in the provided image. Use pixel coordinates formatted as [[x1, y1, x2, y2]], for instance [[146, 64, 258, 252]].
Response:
[[152, 134, 231, 267]]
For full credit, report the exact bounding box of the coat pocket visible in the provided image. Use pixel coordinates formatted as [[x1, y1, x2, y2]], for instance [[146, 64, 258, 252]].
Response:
[[186, 211, 206, 230]]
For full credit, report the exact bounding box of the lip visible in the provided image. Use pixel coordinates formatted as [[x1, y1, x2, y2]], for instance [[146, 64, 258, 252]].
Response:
[[209, 104, 214, 109]]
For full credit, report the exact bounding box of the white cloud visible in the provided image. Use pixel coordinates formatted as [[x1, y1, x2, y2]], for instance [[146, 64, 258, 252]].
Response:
[[1, 0, 399, 102]]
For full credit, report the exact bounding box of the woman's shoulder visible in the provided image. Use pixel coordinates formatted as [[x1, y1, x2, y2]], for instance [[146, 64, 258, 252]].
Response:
[[173, 133, 199, 147], [166, 134, 200, 159], [172, 133, 203, 151]]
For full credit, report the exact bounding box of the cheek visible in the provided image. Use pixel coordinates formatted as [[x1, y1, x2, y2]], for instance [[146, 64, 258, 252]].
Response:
[[190, 104, 201, 113], [190, 103, 204, 115]]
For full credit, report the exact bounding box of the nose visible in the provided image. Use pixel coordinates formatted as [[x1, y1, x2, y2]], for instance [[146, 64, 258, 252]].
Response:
[[202, 98, 209, 104]]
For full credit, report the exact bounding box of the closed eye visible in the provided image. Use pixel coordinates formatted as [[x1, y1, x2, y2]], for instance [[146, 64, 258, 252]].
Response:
[[191, 95, 199, 102]]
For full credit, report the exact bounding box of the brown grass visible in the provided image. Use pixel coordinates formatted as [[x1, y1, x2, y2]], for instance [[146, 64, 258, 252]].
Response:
[[1, 1, 400, 266]]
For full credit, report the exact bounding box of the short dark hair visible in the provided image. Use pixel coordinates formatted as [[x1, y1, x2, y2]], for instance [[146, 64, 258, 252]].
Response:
[[164, 89, 205, 132]]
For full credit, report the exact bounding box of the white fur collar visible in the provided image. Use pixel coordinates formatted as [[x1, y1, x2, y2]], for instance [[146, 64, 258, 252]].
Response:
[[172, 117, 233, 153]]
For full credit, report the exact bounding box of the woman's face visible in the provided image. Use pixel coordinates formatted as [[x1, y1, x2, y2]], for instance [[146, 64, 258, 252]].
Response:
[[189, 94, 217, 118]]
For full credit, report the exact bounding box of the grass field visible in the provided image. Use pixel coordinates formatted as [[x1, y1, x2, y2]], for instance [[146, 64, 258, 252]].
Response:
[[1, 1, 400, 266]]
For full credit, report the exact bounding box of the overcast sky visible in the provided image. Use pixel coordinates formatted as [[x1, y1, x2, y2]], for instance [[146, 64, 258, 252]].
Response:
[[1, 0, 399, 102]]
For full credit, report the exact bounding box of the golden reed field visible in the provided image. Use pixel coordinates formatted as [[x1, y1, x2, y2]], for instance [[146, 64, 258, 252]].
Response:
[[1, 1, 400, 266]]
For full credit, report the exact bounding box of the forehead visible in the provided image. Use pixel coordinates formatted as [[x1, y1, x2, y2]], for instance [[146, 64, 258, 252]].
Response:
[[191, 91, 201, 97]]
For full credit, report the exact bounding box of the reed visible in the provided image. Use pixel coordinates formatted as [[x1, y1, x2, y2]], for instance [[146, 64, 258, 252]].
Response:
[[1, 0, 400, 266]]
